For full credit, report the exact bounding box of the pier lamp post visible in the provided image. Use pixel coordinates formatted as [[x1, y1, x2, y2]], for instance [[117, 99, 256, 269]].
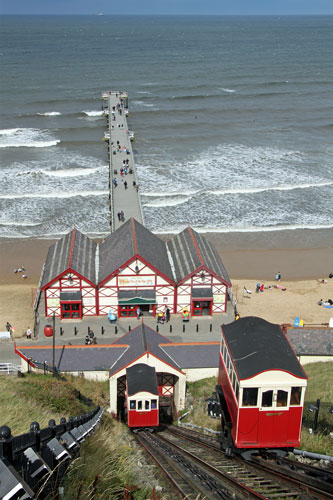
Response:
[[52, 313, 56, 377]]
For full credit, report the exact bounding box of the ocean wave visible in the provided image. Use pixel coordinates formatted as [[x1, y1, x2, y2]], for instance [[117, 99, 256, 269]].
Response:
[[132, 100, 155, 108], [143, 196, 191, 208], [0, 221, 41, 227], [41, 166, 107, 178], [208, 181, 333, 196], [37, 112, 61, 116], [152, 223, 333, 235], [0, 190, 109, 200], [82, 110, 104, 117], [0, 128, 60, 148], [220, 88, 236, 93], [142, 190, 199, 198]]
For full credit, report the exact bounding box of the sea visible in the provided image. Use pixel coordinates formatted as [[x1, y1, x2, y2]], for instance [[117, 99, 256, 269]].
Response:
[[0, 15, 332, 239]]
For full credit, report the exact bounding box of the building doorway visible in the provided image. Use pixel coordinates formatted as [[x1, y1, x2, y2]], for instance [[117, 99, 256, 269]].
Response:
[[192, 300, 212, 316]]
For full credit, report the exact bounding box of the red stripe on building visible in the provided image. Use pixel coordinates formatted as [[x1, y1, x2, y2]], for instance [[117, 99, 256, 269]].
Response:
[[68, 227, 77, 268], [131, 218, 138, 254], [188, 226, 204, 265]]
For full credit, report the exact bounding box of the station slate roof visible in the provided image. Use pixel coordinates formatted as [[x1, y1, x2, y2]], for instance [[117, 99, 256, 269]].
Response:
[[160, 343, 220, 368], [15, 345, 127, 372], [126, 364, 159, 396], [167, 227, 231, 284], [222, 317, 307, 380], [98, 218, 174, 284], [41, 228, 97, 288], [286, 328, 333, 356]]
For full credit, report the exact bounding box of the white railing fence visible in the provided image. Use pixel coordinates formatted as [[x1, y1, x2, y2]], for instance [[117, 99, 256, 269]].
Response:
[[0, 362, 21, 374]]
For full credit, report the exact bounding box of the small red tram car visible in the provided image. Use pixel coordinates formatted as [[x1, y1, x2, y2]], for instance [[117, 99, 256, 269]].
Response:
[[217, 317, 307, 457], [126, 363, 159, 431]]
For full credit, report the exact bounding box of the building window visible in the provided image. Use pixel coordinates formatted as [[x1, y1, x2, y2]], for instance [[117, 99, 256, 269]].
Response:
[[290, 387, 302, 406], [242, 388, 258, 407]]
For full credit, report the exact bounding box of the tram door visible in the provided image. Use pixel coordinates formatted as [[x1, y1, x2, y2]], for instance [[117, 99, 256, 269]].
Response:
[[258, 388, 288, 445]]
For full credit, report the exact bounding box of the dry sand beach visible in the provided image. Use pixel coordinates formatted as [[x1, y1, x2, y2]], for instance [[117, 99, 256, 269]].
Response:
[[1, 229, 332, 338]]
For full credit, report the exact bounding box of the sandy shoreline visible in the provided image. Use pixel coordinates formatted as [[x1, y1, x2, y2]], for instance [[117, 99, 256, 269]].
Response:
[[0, 230, 332, 338]]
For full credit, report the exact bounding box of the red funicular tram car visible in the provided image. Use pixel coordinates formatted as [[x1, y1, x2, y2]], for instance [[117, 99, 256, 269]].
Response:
[[126, 363, 159, 431], [217, 317, 307, 458]]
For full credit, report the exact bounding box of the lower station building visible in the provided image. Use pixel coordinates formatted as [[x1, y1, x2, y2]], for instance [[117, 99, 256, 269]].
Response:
[[36, 218, 231, 321]]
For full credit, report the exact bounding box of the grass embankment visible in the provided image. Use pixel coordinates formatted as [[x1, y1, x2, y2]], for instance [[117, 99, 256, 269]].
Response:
[[184, 362, 333, 456], [0, 373, 161, 499]]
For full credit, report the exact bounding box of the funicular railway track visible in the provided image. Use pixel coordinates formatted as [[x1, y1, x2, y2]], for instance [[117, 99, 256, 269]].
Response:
[[135, 426, 333, 500]]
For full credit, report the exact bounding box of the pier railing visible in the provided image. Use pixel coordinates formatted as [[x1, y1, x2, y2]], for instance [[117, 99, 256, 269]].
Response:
[[0, 406, 103, 499]]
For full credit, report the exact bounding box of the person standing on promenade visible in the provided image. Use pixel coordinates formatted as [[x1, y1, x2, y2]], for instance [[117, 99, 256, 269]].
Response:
[[26, 327, 32, 339]]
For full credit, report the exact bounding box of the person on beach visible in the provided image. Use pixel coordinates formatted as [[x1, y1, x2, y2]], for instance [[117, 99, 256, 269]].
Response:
[[256, 282, 260, 293], [6, 322, 12, 332], [275, 272, 281, 281], [26, 327, 32, 339], [260, 284, 264, 292]]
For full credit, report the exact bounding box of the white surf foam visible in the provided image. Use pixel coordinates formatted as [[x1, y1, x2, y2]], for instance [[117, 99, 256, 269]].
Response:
[[0, 221, 41, 227], [0, 128, 60, 148], [153, 223, 333, 235], [0, 190, 109, 200], [220, 88, 236, 93], [37, 112, 61, 116], [143, 196, 191, 208], [82, 110, 104, 117], [207, 181, 333, 196], [41, 166, 107, 178]]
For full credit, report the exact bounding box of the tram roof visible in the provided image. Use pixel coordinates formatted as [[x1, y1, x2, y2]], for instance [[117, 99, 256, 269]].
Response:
[[222, 317, 307, 380], [126, 363, 159, 396]]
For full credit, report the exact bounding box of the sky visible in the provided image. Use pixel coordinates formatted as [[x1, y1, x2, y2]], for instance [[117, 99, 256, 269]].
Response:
[[1, 0, 333, 16]]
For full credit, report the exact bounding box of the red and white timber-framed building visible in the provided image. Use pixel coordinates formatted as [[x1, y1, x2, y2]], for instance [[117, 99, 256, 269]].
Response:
[[37, 218, 231, 320]]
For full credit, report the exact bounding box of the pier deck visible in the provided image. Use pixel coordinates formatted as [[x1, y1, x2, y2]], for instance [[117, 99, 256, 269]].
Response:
[[102, 91, 144, 231]]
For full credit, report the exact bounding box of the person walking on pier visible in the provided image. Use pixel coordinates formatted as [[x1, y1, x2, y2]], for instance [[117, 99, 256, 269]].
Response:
[[120, 210, 125, 222], [113, 178, 118, 187], [124, 180, 128, 189]]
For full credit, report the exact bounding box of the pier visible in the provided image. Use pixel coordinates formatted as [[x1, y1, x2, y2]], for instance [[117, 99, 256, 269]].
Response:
[[102, 91, 144, 231]]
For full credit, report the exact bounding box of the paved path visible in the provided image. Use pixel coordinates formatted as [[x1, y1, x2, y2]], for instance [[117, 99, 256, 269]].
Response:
[[102, 91, 144, 231]]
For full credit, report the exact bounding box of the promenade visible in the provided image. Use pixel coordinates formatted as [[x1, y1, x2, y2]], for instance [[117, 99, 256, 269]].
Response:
[[102, 91, 144, 231]]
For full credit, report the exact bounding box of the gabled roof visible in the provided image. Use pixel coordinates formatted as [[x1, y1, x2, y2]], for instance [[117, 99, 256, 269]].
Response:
[[167, 227, 231, 284], [41, 228, 97, 288], [109, 323, 182, 376], [126, 364, 159, 396], [98, 218, 174, 284], [222, 317, 307, 380]]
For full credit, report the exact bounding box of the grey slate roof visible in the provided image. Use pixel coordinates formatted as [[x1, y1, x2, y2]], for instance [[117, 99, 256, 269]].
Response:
[[222, 317, 307, 380], [286, 328, 333, 356], [167, 227, 231, 284], [16, 345, 126, 372], [161, 343, 220, 368], [109, 324, 181, 376], [41, 228, 97, 288], [98, 218, 174, 284], [126, 364, 159, 396]]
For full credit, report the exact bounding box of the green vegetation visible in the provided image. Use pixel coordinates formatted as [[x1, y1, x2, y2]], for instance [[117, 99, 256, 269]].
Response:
[[0, 373, 159, 498]]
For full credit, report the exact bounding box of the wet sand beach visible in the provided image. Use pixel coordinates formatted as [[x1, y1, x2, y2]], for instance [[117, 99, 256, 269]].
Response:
[[0, 228, 332, 338]]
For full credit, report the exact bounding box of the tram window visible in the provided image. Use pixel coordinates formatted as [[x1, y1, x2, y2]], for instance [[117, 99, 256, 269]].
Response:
[[242, 388, 258, 407], [151, 399, 157, 409], [235, 382, 239, 402], [145, 400, 150, 410], [129, 400, 136, 410], [277, 390, 288, 407], [261, 390, 273, 407], [138, 401, 142, 411], [290, 387, 302, 405]]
